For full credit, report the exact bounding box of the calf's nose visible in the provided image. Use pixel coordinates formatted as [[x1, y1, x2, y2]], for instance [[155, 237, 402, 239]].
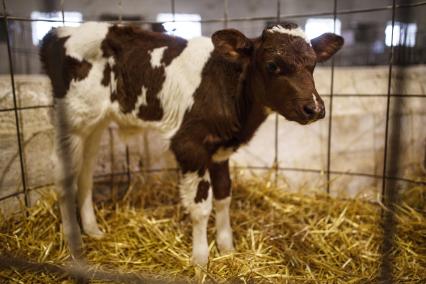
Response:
[[302, 102, 325, 120]]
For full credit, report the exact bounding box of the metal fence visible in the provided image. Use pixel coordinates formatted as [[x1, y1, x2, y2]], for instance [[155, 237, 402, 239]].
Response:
[[0, 0, 425, 283]]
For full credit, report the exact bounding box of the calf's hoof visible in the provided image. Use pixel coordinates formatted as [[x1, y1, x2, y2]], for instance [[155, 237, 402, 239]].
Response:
[[217, 232, 234, 254], [218, 243, 235, 255], [83, 226, 105, 239], [191, 250, 209, 267]]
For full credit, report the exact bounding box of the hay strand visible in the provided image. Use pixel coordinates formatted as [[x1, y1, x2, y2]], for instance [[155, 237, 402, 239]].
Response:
[[0, 174, 425, 283]]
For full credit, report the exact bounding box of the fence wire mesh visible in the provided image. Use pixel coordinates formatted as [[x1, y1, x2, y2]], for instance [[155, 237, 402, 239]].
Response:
[[0, 0, 425, 283]]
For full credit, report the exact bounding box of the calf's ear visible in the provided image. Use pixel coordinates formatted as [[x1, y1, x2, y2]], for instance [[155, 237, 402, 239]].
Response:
[[212, 29, 253, 63], [311, 33, 344, 62]]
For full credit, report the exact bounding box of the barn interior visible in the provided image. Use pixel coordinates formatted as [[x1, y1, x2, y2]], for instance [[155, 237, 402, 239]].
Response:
[[0, 0, 425, 283]]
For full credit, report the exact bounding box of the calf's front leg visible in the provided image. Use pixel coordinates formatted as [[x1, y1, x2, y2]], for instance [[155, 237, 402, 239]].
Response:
[[209, 160, 234, 253], [179, 171, 212, 266]]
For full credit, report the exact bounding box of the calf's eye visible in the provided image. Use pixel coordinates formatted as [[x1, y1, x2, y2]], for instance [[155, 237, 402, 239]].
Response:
[[266, 62, 279, 73]]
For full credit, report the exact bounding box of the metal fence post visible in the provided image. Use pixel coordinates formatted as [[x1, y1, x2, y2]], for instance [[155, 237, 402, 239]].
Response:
[[325, 0, 338, 194], [2, 0, 30, 208], [273, 0, 281, 186]]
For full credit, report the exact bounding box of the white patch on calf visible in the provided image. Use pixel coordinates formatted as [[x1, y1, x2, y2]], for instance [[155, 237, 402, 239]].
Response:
[[58, 22, 110, 61], [156, 37, 214, 138], [149, 46, 167, 68], [64, 59, 111, 132], [268, 25, 310, 44], [179, 172, 210, 211], [212, 147, 234, 162], [133, 87, 148, 116], [312, 93, 320, 111]]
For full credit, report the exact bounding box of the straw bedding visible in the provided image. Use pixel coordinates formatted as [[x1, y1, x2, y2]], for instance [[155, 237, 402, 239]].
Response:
[[0, 172, 425, 283]]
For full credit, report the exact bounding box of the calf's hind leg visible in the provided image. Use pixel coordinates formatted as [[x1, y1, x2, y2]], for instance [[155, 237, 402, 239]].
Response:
[[77, 125, 106, 238], [53, 131, 84, 258]]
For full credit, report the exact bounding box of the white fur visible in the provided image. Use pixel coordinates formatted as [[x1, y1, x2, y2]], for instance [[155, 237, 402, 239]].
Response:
[[77, 124, 107, 238], [58, 22, 110, 61], [180, 172, 212, 266], [180, 172, 203, 210], [156, 37, 214, 138], [64, 59, 111, 132], [212, 147, 234, 162], [312, 93, 320, 111], [133, 87, 148, 116], [268, 25, 310, 44], [149, 46, 167, 68], [214, 197, 234, 253]]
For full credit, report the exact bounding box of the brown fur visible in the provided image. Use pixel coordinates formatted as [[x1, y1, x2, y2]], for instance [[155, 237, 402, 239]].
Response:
[[40, 33, 93, 98], [100, 25, 187, 121], [194, 180, 210, 203], [101, 63, 111, 87], [209, 161, 231, 200]]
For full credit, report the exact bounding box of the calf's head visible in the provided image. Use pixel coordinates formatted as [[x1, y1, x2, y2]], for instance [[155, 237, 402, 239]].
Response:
[[212, 23, 344, 124]]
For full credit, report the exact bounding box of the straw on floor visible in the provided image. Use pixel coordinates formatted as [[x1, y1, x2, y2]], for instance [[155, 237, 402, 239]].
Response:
[[0, 172, 425, 283]]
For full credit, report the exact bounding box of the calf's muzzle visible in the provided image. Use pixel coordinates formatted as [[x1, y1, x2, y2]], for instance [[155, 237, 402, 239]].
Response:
[[301, 101, 325, 121]]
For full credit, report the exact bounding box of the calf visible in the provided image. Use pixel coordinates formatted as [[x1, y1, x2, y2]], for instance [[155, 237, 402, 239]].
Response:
[[40, 22, 343, 266]]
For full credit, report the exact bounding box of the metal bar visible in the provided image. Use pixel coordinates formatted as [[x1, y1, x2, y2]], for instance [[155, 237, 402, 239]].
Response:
[[1, 1, 424, 25], [0, 182, 50, 203], [93, 166, 426, 186], [321, 93, 426, 98], [170, 0, 180, 183], [93, 168, 180, 179], [125, 146, 131, 188], [0, 191, 24, 202], [60, 0, 65, 25], [118, 0, 123, 23], [171, 0, 176, 23], [0, 93, 424, 114], [223, 0, 229, 28], [325, 0, 338, 194], [2, 0, 30, 208], [379, 0, 409, 281], [0, 181, 57, 202], [0, 92, 424, 113], [108, 127, 115, 196], [273, 0, 281, 186], [2, 165, 423, 204], [233, 166, 426, 186], [0, 16, 83, 23], [382, 1, 397, 202], [0, 105, 53, 113]]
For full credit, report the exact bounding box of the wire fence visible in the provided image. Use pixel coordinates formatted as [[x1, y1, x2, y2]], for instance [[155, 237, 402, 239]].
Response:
[[0, 0, 425, 283]]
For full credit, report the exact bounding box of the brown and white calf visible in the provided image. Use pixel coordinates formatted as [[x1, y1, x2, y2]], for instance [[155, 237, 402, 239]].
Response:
[[40, 22, 343, 265]]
